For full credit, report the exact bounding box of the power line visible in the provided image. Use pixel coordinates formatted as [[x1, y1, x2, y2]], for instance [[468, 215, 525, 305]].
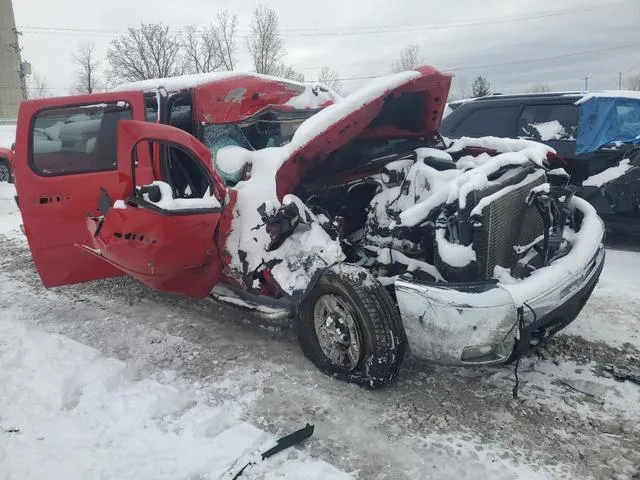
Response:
[[5, 41, 638, 91], [592, 60, 640, 90], [15, 1, 629, 38]]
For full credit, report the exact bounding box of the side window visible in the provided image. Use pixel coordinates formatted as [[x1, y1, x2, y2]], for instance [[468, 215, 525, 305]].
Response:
[[31, 101, 133, 176], [517, 104, 578, 141], [451, 106, 519, 137]]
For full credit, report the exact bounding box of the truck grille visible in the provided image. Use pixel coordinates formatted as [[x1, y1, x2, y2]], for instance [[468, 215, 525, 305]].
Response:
[[473, 172, 546, 280]]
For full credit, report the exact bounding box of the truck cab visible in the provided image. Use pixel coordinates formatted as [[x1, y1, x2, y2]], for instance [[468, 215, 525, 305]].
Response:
[[11, 73, 338, 293]]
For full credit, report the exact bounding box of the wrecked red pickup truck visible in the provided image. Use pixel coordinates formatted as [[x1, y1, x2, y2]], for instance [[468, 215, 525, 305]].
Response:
[[12, 67, 605, 388]]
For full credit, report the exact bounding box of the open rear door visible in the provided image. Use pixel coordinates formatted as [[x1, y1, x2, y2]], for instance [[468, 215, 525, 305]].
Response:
[[13, 92, 150, 287], [80, 120, 227, 298]]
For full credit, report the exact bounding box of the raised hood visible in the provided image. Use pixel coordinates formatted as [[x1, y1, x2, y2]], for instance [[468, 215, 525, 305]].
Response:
[[275, 66, 452, 198]]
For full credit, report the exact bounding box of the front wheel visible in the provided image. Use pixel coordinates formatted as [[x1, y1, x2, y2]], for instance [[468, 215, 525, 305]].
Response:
[[296, 264, 406, 388]]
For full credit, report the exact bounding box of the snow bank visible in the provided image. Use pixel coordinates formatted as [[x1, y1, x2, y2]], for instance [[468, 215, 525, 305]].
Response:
[[0, 124, 16, 149], [0, 183, 22, 240], [0, 317, 351, 480], [582, 159, 632, 187], [566, 248, 640, 349]]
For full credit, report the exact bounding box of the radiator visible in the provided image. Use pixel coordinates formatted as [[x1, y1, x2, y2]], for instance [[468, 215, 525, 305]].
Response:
[[473, 171, 546, 280]]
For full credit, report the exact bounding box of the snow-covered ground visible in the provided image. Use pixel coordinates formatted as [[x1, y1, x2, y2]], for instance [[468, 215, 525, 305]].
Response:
[[1, 182, 639, 479], [0, 124, 16, 150]]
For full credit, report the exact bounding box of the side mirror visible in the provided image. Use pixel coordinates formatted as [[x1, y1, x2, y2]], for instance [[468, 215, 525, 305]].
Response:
[[137, 184, 162, 203]]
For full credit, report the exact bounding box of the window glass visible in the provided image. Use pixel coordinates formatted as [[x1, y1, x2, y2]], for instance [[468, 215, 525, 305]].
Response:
[[31, 101, 133, 175], [451, 106, 519, 137], [517, 104, 578, 141]]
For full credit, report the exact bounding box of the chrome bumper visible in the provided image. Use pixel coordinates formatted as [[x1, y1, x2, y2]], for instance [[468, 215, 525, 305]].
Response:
[[394, 203, 606, 366]]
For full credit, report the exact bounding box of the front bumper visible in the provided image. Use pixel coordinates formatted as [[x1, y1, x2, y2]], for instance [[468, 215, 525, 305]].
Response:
[[394, 202, 606, 366]]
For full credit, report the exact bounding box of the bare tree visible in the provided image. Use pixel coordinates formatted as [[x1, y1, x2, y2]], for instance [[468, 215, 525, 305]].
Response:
[[472, 75, 491, 97], [624, 74, 640, 91], [27, 71, 50, 99], [392, 44, 423, 73], [318, 65, 342, 93], [272, 63, 304, 82], [246, 5, 286, 75], [182, 24, 223, 74], [213, 10, 239, 71], [449, 76, 470, 101], [183, 11, 239, 74], [72, 41, 101, 94], [106, 22, 183, 83], [527, 83, 551, 93]]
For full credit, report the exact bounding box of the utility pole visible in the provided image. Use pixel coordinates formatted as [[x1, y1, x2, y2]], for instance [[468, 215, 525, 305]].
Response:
[[581, 75, 592, 91], [619, 72, 622, 90], [0, 0, 26, 118]]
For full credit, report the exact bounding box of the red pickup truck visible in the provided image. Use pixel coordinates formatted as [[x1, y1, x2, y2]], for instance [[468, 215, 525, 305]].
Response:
[[10, 67, 605, 388]]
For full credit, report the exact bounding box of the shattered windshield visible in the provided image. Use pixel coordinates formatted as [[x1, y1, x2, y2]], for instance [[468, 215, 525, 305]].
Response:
[[576, 97, 640, 154]]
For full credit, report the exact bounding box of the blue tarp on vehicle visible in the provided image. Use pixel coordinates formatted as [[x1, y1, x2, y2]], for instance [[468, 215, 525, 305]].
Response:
[[576, 96, 640, 154]]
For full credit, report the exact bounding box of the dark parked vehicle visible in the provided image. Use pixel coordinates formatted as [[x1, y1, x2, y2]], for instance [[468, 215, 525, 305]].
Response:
[[0, 124, 16, 183], [442, 92, 640, 235]]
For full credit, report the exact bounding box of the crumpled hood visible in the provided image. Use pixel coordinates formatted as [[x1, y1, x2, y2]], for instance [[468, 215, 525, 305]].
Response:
[[275, 66, 452, 198]]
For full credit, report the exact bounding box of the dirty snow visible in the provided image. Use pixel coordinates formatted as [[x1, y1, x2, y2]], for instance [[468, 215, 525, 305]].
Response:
[[565, 248, 640, 349], [0, 124, 16, 149], [0, 318, 351, 480], [530, 120, 566, 141], [1, 178, 639, 479], [0, 182, 21, 239], [582, 159, 633, 187]]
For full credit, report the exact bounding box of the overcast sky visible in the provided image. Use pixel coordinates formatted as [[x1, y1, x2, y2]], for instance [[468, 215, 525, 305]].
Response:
[[12, 0, 640, 97]]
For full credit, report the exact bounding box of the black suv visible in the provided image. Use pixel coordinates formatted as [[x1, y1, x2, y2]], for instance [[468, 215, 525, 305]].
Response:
[[441, 92, 640, 235]]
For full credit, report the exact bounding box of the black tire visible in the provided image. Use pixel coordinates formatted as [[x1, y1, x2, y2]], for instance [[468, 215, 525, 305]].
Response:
[[0, 160, 11, 184], [296, 264, 406, 388]]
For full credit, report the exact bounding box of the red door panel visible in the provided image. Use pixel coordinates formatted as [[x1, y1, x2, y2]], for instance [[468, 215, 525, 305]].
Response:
[[83, 206, 222, 298], [13, 92, 149, 287], [77, 119, 227, 298]]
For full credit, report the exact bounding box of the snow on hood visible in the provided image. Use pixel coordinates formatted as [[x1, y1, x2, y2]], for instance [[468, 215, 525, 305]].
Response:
[[0, 124, 16, 150], [224, 70, 447, 290]]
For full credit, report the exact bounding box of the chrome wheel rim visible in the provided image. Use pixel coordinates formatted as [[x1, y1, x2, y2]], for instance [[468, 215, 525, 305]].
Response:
[[0, 163, 9, 183], [313, 294, 362, 371]]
